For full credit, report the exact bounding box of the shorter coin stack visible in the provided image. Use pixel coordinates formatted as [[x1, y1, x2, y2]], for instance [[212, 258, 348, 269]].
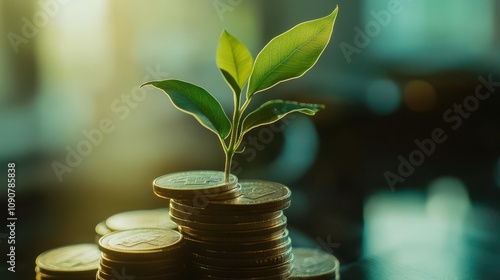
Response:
[[35, 243, 100, 280], [153, 171, 294, 279], [94, 208, 178, 242], [97, 228, 186, 280], [290, 248, 340, 280]]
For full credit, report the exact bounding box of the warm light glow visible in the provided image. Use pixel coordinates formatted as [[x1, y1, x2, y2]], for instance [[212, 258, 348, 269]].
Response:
[[403, 80, 437, 112]]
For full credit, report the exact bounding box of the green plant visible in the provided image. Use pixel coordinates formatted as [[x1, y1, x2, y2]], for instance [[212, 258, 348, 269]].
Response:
[[143, 6, 338, 182]]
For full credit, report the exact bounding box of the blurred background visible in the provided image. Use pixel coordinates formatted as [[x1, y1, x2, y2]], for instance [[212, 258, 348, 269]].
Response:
[[1, 0, 500, 278]]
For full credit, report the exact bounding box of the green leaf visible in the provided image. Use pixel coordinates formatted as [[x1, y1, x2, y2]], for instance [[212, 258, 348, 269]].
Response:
[[142, 79, 231, 139], [241, 100, 324, 136], [247, 6, 338, 98], [217, 30, 254, 97]]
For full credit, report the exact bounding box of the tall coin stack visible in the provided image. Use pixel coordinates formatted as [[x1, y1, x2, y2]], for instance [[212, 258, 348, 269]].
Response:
[[153, 171, 294, 279], [97, 228, 186, 280]]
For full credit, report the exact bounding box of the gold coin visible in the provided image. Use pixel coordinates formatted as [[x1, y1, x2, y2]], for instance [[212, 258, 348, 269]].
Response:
[[169, 211, 284, 231], [99, 261, 184, 277], [169, 203, 283, 224], [97, 269, 183, 280], [157, 183, 242, 202], [180, 228, 286, 244], [98, 228, 183, 260], [105, 208, 177, 231], [184, 229, 290, 252], [180, 216, 286, 237], [95, 220, 112, 236], [100, 252, 183, 268], [170, 198, 291, 216], [191, 260, 293, 278], [153, 170, 238, 199], [35, 243, 100, 275], [35, 266, 96, 280], [290, 248, 340, 280], [194, 237, 292, 259], [191, 247, 293, 269], [179, 180, 291, 211], [192, 271, 292, 280]]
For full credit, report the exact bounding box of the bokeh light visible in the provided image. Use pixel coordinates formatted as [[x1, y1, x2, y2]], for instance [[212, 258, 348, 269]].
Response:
[[426, 176, 470, 224], [363, 191, 427, 256], [403, 80, 437, 112], [363, 182, 472, 280], [365, 79, 401, 115], [268, 117, 319, 184]]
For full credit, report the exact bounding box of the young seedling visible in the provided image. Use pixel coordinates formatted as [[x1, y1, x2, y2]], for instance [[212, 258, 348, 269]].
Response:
[[143, 6, 338, 182]]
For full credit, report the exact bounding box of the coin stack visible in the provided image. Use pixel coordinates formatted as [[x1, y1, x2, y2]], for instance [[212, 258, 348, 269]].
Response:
[[97, 228, 186, 280], [153, 171, 294, 279], [290, 248, 340, 280], [94, 208, 178, 241], [35, 243, 100, 280]]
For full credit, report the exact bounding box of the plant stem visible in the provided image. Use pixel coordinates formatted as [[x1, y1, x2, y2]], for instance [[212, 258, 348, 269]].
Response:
[[223, 150, 234, 182], [224, 94, 251, 182], [224, 91, 241, 182]]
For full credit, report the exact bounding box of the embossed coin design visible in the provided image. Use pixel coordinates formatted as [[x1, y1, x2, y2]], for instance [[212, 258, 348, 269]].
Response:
[[96, 229, 186, 279], [153, 170, 238, 200], [36, 243, 100, 275], [99, 228, 183, 260], [180, 180, 291, 211], [290, 248, 340, 280]]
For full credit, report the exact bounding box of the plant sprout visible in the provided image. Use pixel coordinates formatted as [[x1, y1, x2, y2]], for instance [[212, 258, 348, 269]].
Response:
[[143, 6, 338, 182]]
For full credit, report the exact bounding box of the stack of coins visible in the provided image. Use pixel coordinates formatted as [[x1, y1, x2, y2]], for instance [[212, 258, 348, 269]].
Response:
[[94, 208, 178, 241], [290, 248, 340, 280], [35, 243, 100, 280], [35, 170, 343, 279], [153, 171, 294, 279], [97, 228, 186, 279]]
